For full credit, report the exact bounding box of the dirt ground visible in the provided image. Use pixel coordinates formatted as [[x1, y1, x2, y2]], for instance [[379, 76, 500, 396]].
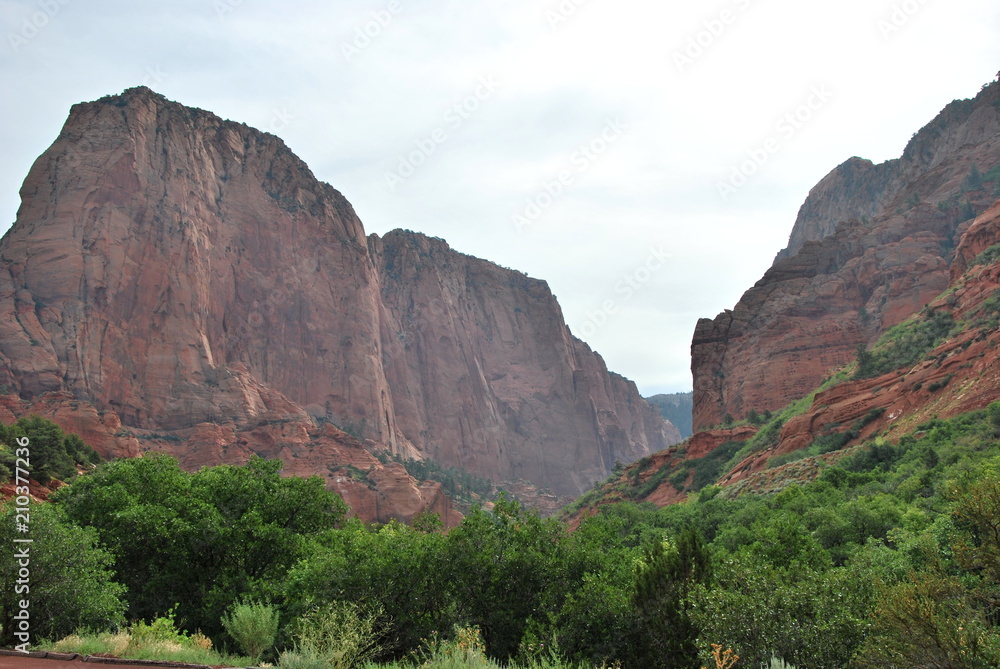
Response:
[[0, 652, 245, 669]]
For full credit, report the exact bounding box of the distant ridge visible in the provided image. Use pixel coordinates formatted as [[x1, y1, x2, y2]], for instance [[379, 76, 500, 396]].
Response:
[[645, 392, 693, 440]]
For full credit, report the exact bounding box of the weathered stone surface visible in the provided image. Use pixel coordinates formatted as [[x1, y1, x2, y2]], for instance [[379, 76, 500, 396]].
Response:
[[370, 231, 680, 495], [775, 156, 899, 262], [951, 199, 1000, 279], [693, 80, 1000, 431], [0, 87, 678, 520]]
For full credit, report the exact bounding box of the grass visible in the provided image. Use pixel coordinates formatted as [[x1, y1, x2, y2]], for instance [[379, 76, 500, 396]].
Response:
[[972, 242, 1000, 268], [854, 307, 955, 380], [44, 622, 611, 669], [352, 626, 617, 669], [39, 615, 257, 667], [44, 631, 254, 666]]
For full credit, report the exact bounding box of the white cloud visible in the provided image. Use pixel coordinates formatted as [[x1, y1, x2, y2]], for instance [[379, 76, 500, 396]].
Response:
[[1, 0, 998, 395]]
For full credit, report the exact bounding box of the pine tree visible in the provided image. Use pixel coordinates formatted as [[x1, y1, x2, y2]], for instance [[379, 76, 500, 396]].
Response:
[[631, 528, 712, 668]]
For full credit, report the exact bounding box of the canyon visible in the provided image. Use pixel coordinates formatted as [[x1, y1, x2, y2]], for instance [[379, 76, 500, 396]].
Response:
[[0, 87, 679, 522]]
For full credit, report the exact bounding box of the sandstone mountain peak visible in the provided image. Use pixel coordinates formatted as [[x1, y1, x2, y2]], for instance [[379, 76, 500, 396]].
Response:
[[0, 87, 679, 521], [693, 78, 1000, 431]]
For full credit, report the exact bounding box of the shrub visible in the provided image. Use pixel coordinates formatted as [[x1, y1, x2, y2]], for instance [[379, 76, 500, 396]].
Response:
[[413, 625, 495, 668], [854, 309, 954, 380], [0, 503, 125, 646], [972, 243, 1000, 267], [927, 374, 954, 392], [854, 571, 999, 669], [221, 600, 279, 661], [286, 601, 384, 669], [667, 441, 745, 494], [973, 290, 1000, 330]]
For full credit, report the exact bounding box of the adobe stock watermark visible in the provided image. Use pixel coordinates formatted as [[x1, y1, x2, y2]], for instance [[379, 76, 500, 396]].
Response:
[[877, 0, 931, 40], [267, 107, 294, 134], [577, 246, 671, 338], [214, 0, 243, 20], [384, 75, 501, 191], [141, 65, 168, 89], [717, 84, 834, 201], [672, 0, 753, 73], [512, 117, 628, 233], [11, 436, 32, 653], [7, 0, 71, 53], [342, 0, 404, 62], [546, 0, 590, 31]]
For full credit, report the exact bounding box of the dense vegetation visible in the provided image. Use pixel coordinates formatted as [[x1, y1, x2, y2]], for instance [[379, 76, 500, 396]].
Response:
[[0, 414, 101, 484], [854, 306, 955, 380], [1, 404, 998, 667], [374, 450, 500, 507]]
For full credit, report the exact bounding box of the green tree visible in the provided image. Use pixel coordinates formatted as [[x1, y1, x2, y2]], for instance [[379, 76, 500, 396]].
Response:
[[951, 470, 1000, 629], [631, 528, 712, 668], [0, 415, 101, 484], [0, 502, 125, 646], [443, 496, 570, 661], [855, 570, 999, 669], [53, 453, 346, 636], [688, 554, 874, 669], [284, 517, 453, 659]]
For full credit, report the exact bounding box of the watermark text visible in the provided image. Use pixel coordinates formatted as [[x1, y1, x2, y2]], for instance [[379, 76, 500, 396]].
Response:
[[12, 436, 32, 653]]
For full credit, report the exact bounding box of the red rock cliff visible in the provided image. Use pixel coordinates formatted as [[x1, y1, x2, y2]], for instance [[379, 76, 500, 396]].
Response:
[[693, 79, 1000, 431], [0, 87, 678, 512], [370, 230, 679, 494]]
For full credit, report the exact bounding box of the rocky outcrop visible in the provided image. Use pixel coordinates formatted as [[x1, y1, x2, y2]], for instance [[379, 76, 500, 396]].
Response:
[[693, 78, 1000, 431], [0, 86, 678, 520], [720, 213, 1000, 490], [951, 199, 1000, 278], [583, 201, 1000, 516], [561, 424, 757, 528], [775, 157, 899, 262]]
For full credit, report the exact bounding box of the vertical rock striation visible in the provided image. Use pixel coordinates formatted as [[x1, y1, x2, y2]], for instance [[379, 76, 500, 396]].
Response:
[[0, 87, 679, 516]]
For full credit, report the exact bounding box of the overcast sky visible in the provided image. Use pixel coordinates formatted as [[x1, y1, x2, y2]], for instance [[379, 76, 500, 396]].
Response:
[[1, 0, 998, 396]]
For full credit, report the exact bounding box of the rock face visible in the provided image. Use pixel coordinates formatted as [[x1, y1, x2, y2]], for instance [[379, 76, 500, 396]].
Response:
[[567, 201, 1000, 520], [369, 231, 679, 494], [775, 156, 899, 262], [0, 87, 678, 519], [720, 203, 1000, 492], [693, 79, 1000, 431]]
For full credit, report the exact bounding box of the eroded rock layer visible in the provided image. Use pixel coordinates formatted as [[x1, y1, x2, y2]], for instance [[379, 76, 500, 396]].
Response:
[[693, 80, 1000, 430], [0, 87, 679, 520]]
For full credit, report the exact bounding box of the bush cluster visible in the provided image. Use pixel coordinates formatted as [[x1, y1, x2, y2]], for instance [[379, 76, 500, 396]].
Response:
[[0, 414, 102, 484], [3, 403, 999, 668], [854, 308, 955, 380]]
